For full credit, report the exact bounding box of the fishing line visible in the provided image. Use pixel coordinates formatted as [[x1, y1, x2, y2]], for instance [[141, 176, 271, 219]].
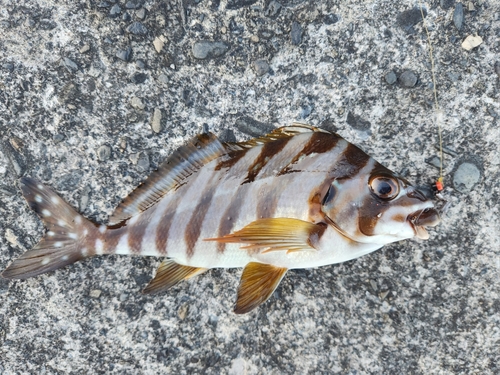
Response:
[[419, 2, 444, 191]]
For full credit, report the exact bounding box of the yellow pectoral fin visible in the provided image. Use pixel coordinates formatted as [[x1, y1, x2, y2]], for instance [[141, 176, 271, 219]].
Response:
[[205, 218, 326, 254], [142, 259, 207, 295], [234, 262, 288, 314]]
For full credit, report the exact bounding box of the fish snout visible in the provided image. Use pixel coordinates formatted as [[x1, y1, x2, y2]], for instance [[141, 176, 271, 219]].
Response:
[[407, 207, 441, 240], [412, 207, 441, 227]]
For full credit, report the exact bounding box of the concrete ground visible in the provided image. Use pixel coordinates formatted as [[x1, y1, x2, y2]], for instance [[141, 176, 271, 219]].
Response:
[[0, 0, 499, 373]]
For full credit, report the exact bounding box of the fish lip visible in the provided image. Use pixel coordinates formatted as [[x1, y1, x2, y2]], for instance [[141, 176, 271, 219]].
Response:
[[407, 207, 441, 239]]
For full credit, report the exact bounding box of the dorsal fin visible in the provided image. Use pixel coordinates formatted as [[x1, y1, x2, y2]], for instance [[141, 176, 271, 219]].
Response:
[[231, 123, 331, 149], [108, 124, 329, 225], [108, 133, 227, 225]]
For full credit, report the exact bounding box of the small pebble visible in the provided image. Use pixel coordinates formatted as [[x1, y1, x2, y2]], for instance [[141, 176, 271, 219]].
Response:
[[3, 62, 14, 72], [229, 358, 246, 375], [109, 4, 121, 17], [379, 291, 390, 300], [453, 3, 464, 30], [461, 35, 483, 50], [291, 21, 302, 45], [235, 116, 274, 137], [324, 14, 339, 25], [130, 97, 145, 109], [127, 22, 147, 35], [89, 289, 102, 298], [385, 71, 397, 84], [494, 61, 500, 78], [440, 0, 455, 9], [135, 59, 146, 69], [97, 144, 112, 161], [192, 41, 229, 59], [226, 0, 258, 10], [346, 112, 371, 132], [265, 0, 281, 17], [252, 59, 269, 76], [178, 304, 189, 320], [10, 137, 23, 151], [125, 1, 141, 9], [151, 108, 163, 133], [453, 162, 481, 193], [136, 8, 146, 19], [300, 104, 313, 119], [79, 185, 91, 212], [53, 133, 65, 143], [487, 108, 498, 118], [435, 144, 458, 158], [79, 44, 90, 53], [63, 57, 78, 72], [119, 137, 128, 150], [397, 8, 426, 32], [219, 129, 237, 143], [116, 47, 132, 61], [467, 1, 475, 11], [5, 228, 21, 247], [399, 70, 418, 87], [158, 73, 169, 83], [132, 72, 147, 84], [136, 152, 150, 171], [425, 156, 442, 169], [447, 72, 460, 82], [153, 37, 164, 53], [250, 35, 259, 43], [122, 12, 131, 21]]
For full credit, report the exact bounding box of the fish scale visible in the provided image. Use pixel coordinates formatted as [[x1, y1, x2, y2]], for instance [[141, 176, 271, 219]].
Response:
[[1, 124, 443, 314]]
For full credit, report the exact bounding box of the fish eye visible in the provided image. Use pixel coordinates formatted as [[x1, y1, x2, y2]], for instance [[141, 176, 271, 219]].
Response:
[[369, 176, 399, 200]]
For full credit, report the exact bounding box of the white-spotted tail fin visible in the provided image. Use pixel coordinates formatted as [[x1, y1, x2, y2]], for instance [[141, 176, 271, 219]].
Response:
[[1, 177, 95, 280]]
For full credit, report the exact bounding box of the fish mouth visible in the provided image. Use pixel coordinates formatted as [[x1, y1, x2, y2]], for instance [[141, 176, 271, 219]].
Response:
[[408, 207, 442, 240]]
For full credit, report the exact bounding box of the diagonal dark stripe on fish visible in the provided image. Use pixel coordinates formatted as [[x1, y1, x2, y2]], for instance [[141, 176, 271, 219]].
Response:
[[1, 124, 444, 314]]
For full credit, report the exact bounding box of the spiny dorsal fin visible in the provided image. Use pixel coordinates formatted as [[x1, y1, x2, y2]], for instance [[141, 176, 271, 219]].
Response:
[[234, 262, 287, 314], [205, 218, 325, 254], [142, 259, 207, 294], [109, 133, 227, 225], [233, 123, 330, 149]]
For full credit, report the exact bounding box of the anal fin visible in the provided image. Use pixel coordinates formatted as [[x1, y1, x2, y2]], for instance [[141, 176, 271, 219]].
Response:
[[234, 262, 287, 314], [205, 218, 325, 254], [142, 259, 207, 294]]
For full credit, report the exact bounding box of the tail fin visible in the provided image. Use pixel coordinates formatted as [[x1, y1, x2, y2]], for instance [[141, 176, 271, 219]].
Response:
[[2, 177, 95, 279]]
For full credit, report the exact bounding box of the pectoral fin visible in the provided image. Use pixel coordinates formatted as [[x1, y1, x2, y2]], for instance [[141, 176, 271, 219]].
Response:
[[142, 259, 207, 294], [205, 218, 326, 254], [234, 262, 288, 314]]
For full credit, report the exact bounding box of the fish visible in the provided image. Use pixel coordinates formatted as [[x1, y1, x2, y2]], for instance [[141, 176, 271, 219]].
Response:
[[1, 124, 443, 314]]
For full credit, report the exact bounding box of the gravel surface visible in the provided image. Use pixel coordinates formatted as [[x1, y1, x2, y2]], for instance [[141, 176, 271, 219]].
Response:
[[0, 0, 499, 374]]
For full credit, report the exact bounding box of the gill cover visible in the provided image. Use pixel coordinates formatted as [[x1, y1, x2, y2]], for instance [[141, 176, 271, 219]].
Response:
[[321, 163, 438, 244]]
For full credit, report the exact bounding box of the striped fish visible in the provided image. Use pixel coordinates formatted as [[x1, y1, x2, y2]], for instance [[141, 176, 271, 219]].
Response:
[[1, 124, 442, 314]]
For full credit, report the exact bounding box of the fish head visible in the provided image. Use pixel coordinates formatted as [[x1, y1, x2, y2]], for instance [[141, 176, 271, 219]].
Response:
[[321, 163, 442, 245]]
